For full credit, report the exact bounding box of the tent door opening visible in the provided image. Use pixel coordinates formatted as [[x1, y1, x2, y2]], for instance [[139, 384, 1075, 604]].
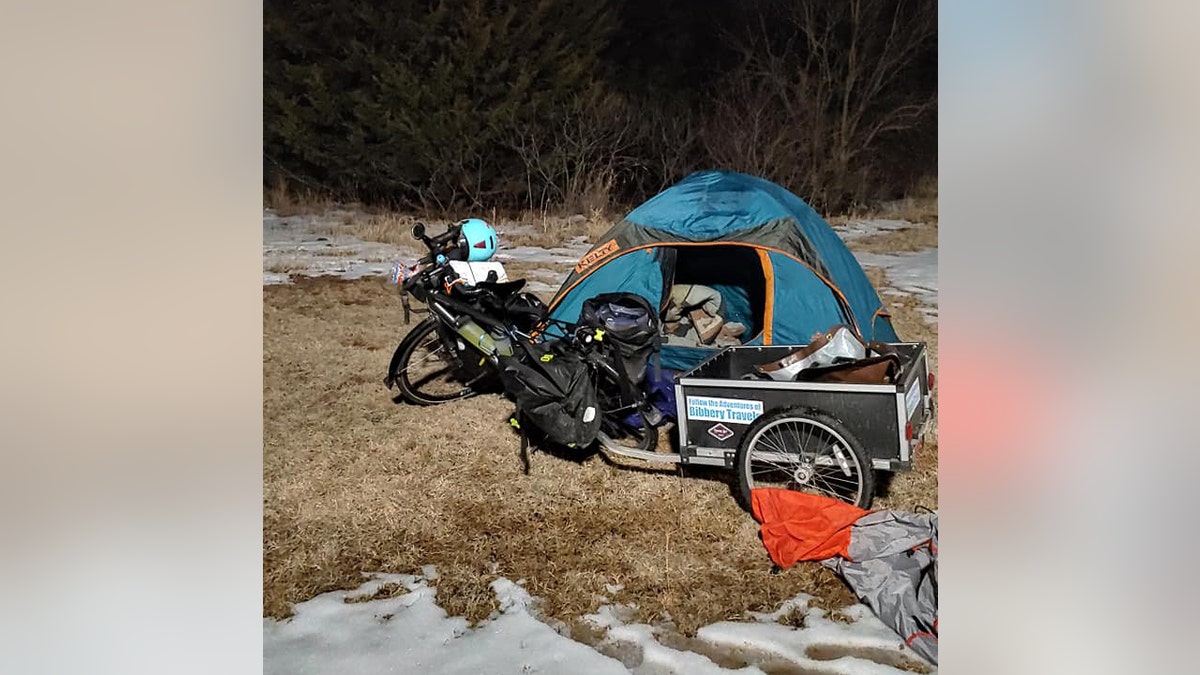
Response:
[[662, 245, 768, 347]]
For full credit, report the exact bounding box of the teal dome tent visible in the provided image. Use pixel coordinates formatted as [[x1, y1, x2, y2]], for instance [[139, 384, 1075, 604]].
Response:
[[548, 171, 900, 371]]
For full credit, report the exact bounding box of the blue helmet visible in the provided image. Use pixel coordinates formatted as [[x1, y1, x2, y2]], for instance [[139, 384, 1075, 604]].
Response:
[[459, 218, 497, 262]]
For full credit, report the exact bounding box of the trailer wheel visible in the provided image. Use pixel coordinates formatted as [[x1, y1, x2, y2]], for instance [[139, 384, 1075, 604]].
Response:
[[736, 407, 874, 510]]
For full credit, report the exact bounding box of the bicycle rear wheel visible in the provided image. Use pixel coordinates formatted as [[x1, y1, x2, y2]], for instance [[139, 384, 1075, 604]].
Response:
[[594, 379, 658, 453]]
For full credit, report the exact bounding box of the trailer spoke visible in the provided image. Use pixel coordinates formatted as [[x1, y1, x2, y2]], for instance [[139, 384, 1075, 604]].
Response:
[[749, 451, 799, 472], [739, 413, 868, 507], [758, 429, 788, 456], [814, 469, 858, 493]]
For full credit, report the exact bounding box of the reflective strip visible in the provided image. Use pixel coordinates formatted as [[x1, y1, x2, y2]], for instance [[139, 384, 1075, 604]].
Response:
[[674, 383, 688, 448], [749, 451, 840, 467], [905, 630, 937, 647]]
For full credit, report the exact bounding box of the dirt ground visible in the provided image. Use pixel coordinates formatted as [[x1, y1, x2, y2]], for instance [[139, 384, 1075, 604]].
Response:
[[263, 222, 938, 636]]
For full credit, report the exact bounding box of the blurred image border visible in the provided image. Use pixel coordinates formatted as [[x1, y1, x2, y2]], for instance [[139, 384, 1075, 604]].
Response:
[[2, 1, 1197, 673]]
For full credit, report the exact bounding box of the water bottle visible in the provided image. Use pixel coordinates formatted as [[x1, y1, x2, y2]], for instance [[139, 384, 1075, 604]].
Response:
[[454, 318, 496, 355]]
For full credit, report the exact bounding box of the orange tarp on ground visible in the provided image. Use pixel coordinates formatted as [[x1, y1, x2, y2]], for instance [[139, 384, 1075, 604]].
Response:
[[749, 488, 871, 568]]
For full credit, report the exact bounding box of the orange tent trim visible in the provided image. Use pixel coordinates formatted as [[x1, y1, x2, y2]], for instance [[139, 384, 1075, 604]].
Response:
[[756, 248, 775, 344]]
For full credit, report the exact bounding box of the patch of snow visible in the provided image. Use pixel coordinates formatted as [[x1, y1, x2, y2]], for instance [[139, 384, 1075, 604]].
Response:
[[525, 280, 560, 294], [586, 602, 639, 629], [263, 210, 591, 287], [744, 593, 812, 623], [836, 219, 915, 242], [264, 573, 628, 675], [517, 267, 568, 295], [494, 237, 591, 266], [605, 583, 625, 596], [345, 572, 425, 600], [581, 595, 930, 675], [696, 602, 923, 675], [421, 564, 440, 581], [603, 620, 765, 675], [263, 209, 421, 285], [854, 248, 939, 324], [264, 575, 933, 675], [492, 222, 547, 240], [492, 578, 533, 615], [582, 603, 757, 674], [262, 208, 936, 328]]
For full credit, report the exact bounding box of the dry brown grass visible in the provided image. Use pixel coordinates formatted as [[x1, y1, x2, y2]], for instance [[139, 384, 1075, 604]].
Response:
[[266, 260, 313, 274], [828, 175, 938, 231], [840, 206, 939, 513], [870, 196, 938, 227], [265, 175, 336, 217], [504, 211, 617, 248], [863, 270, 939, 512], [323, 210, 618, 251], [263, 277, 936, 634], [863, 175, 938, 225], [316, 212, 423, 247], [844, 220, 939, 255]]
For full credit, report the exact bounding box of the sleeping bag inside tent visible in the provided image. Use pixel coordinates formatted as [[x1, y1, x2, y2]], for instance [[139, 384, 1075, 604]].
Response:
[[548, 170, 900, 372]]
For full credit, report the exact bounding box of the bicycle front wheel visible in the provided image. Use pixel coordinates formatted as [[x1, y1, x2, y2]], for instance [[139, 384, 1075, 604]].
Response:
[[387, 318, 494, 405]]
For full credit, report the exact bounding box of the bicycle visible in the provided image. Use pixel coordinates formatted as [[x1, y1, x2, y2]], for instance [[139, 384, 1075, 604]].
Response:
[[385, 222, 660, 455], [384, 221, 537, 404]]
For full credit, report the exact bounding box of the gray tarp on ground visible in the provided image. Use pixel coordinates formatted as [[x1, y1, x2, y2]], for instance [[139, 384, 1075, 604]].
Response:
[[823, 510, 939, 664]]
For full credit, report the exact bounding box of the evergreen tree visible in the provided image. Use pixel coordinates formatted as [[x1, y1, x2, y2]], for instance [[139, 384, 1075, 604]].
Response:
[[265, 0, 615, 208]]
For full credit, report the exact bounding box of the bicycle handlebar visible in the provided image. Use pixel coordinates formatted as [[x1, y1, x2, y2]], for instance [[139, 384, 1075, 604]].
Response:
[[412, 221, 463, 259], [398, 222, 466, 293]]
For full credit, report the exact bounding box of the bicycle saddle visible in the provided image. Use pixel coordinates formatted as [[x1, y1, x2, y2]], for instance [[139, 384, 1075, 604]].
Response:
[[451, 277, 525, 300], [472, 278, 526, 299]]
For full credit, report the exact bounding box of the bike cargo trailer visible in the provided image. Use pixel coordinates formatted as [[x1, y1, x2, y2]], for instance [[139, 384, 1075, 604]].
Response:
[[673, 343, 933, 472]]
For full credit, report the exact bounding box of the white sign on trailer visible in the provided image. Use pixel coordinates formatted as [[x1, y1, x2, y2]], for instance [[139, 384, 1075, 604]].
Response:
[[686, 396, 764, 425]]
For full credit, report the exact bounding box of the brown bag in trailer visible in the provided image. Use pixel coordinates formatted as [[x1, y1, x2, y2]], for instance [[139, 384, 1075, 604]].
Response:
[[755, 326, 905, 385], [793, 353, 902, 384]]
